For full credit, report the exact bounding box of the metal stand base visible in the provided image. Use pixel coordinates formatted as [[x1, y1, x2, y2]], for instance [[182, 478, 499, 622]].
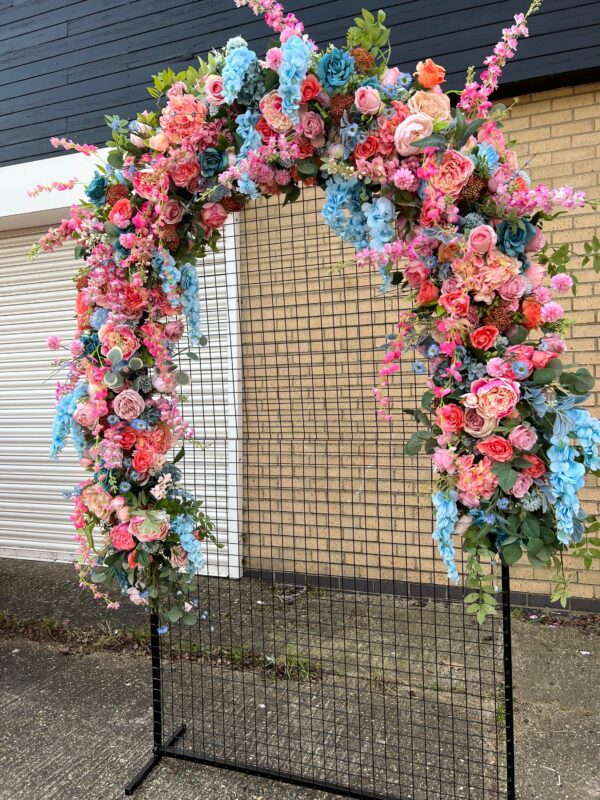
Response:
[[124, 724, 187, 796]]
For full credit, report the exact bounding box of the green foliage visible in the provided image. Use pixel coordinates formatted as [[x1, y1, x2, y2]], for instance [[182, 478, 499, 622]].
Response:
[[346, 8, 390, 59], [582, 234, 600, 273], [464, 546, 498, 624]]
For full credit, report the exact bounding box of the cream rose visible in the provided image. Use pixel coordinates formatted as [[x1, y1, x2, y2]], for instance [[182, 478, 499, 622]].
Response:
[[394, 113, 433, 156]]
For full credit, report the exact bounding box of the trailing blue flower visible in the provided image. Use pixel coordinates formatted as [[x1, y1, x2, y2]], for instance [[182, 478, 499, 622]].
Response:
[[547, 435, 586, 544], [235, 110, 262, 158], [152, 249, 181, 307], [571, 407, 600, 470], [432, 490, 459, 584], [180, 263, 202, 347], [322, 175, 368, 251], [237, 173, 260, 199], [279, 35, 312, 122], [222, 46, 257, 104], [171, 513, 206, 573], [50, 383, 88, 459]]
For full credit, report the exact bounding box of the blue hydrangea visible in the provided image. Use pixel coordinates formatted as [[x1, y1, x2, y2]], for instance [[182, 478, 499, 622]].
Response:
[[363, 196, 396, 292], [317, 47, 355, 91], [50, 383, 88, 459], [235, 110, 262, 158], [279, 35, 312, 122], [571, 408, 600, 470], [222, 46, 257, 104], [180, 263, 202, 346], [237, 173, 260, 199], [171, 513, 206, 574], [432, 490, 459, 584], [547, 435, 586, 544]]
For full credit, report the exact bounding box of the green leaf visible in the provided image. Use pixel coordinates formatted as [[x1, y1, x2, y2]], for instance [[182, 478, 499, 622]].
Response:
[[532, 367, 554, 385], [107, 150, 124, 169], [492, 461, 519, 492], [501, 540, 523, 565], [166, 606, 183, 623], [411, 133, 447, 150], [522, 516, 540, 539], [405, 432, 424, 456], [296, 158, 318, 177], [173, 446, 185, 464]]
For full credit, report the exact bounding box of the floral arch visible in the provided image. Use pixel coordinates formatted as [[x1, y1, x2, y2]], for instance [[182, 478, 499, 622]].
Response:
[[33, 0, 600, 626]]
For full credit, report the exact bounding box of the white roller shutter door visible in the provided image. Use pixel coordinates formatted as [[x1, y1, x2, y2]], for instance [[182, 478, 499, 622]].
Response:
[[0, 225, 242, 577]]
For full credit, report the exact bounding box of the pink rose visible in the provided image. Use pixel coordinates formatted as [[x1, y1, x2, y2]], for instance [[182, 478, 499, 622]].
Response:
[[539, 333, 566, 354], [394, 113, 433, 156], [113, 389, 145, 421], [164, 320, 185, 341], [525, 228, 545, 253], [129, 512, 170, 542], [469, 225, 497, 254], [432, 447, 457, 473], [300, 111, 325, 146], [168, 149, 201, 190], [205, 74, 225, 105], [381, 67, 401, 87], [463, 408, 497, 438], [416, 280, 439, 305], [354, 86, 382, 116], [499, 274, 527, 304], [468, 377, 520, 419], [531, 350, 558, 369], [200, 202, 228, 232], [73, 401, 100, 429], [152, 370, 177, 394], [159, 199, 184, 226], [511, 473, 533, 499], [428, 149, 474, 196], [508, 424, 538, 451], [404, 260, 429, 287]]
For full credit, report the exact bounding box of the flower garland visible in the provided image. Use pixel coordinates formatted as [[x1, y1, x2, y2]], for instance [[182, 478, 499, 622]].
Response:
[[33, 0, 600, 624]]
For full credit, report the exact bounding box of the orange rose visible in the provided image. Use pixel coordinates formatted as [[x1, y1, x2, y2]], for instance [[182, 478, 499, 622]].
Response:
[[354, 135, 379, 159], [415, 58, 445, 89], [521, 297, 542, 329], [132, 448, 154, 475], [470, 326, 499, 351]]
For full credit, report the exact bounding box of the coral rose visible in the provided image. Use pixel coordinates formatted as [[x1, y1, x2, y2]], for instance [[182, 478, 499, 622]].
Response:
[[415, 58, 446, 88], [416, 280, 439, 305], [428, 150, 474, 196], [132, 448, 154, 474], [113, 389, 145, 421], [439, 291, 470, 318], [470, 325, 499, 351], [521, 297, 543, 329], [436, 403, 465, 434], [476, 435, 514, 462], [407, 90, 451, 121], [394, 113, 433, 156], [119, 427, 137, 451], [301, 74, 321, 102], [531, 350, 557, 369], [354, 135, 379, 159], [522, 454, 546, 478], [354, 86, 382, 116], [108, 198, 132, 228]]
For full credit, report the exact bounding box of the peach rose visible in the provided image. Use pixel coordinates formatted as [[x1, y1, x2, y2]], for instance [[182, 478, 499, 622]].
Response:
[[129, 512, 170, 542], [259, 91, 293, 133], [148, 132, 169, 152], [428, 149, 474, 196], [415, 58, 445, 88], [81, 484, 112, 521], [407, 90, 451, 121], [98, 323, 140, 359], [468, 377, 520, 419], [394, 113, 433, 156], [354, 86, 382, 116], [113, 389, 145, 421]]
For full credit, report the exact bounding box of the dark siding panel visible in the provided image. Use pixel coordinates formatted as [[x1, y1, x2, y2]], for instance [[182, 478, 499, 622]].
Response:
[[1, 0, 599, 166]]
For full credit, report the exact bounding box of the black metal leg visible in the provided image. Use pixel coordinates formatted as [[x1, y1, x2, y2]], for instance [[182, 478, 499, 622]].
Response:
[[124, 612, 187, 795], [501, 565, 516, 800]]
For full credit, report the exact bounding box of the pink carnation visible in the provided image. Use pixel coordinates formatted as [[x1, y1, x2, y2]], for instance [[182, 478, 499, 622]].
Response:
[[550, 274, 573, 294], [541, 302, 564, 323], [47, 335, 61, 350]]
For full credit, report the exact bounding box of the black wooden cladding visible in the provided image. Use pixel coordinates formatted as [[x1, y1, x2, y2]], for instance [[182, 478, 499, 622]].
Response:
[[1, 0, 598, 167]]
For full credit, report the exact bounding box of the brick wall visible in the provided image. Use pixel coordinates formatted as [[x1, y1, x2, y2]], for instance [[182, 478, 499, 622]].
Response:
[[237, 83, 600, 608]]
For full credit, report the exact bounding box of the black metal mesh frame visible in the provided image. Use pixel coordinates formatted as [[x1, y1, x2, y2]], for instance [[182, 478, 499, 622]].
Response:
[[125, 191, 515, 800]]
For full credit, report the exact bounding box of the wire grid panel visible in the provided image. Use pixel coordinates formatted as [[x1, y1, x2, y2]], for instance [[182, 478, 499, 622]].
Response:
[[163, 189, 509, 800]]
